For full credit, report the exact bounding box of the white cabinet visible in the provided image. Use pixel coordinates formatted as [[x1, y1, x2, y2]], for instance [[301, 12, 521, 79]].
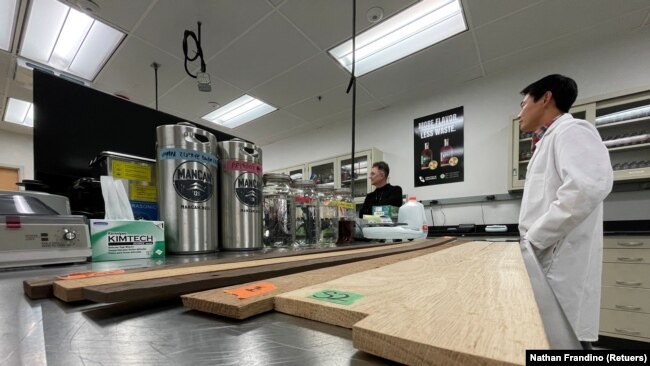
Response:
[[509, 89, 650, 191], [270, 148, 383, 203], [268, 164, 306, 181], [595, 91, 650, 182], [339, 148, 382, 202], [600, 235, 650, 343], [308, 158, 337, 187]]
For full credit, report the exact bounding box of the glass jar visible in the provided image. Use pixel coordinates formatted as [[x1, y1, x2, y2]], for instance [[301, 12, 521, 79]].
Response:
[[262, 173, 294, 248], [292, 180, 319, 247], [333, 188, 355, 220], [334, 188, 356, 243], [315, 184, 338, 247]]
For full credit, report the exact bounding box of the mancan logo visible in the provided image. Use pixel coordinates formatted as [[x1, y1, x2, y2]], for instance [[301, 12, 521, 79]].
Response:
[[173, 161, 213, 202], [234, 172, 261, 206]]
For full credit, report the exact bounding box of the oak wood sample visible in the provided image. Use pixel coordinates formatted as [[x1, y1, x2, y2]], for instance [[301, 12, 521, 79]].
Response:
[[23, 240, 417, 299], [56, 238, 455, 302], [274, 242, 548, 366], [182, 240, 462, 319]]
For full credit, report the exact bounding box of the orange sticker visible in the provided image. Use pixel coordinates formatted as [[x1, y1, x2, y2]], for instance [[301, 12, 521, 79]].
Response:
[[224, 282, 277, 300], [57, 269, 126, 280]]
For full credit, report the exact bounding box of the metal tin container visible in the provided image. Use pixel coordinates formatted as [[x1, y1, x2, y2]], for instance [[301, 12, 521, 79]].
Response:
[[156, 123, 219, 253], [217, 139, 263, 250], [89, 151, 158, 220]]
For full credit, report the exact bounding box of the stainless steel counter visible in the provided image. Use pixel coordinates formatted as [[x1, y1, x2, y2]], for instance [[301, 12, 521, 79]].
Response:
[[0, 251, 393, 366], [0, 241, 579, 365]]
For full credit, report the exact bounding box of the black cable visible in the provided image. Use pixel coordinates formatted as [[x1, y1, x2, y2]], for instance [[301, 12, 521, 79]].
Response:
[[182, 22, 206, 78], [346, 0, 357, 199], [154, 63, 159, 110]]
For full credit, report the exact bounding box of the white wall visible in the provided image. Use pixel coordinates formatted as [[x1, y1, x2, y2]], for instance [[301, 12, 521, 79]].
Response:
[[0, 130, 33, 184], [263, 31, 650, 225]]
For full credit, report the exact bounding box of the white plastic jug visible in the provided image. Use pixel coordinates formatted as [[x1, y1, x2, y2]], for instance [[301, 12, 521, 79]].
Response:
[[398, 196, 428, 238]]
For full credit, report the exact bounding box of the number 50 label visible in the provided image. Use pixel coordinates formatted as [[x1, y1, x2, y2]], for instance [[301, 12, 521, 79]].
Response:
[[310, 289, 363, 306]]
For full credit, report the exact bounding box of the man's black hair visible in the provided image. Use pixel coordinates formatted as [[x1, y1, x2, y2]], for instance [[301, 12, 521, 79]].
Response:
[[521, 74, 578, 113], [372, 161, 390, 178]]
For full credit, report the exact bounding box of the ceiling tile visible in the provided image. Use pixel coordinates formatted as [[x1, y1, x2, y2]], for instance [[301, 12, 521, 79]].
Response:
[[133, 0, 273, 60], [359, 32, 480, 100], [475, 0, 650, 62], [463, 0, 541, 28], [269, 0, 285, 7], [376, 66, 484, 106], [279, 0, 418, 50], [94, 37, 187, 106], [250, 53, 349, 108], [159, 76, 244, 120], [93, 0, 156, 31], [209, 13, 319, 91], [483, 10, 650, 76], [230, 110, 304, 141], [285, 83, 374, 121]]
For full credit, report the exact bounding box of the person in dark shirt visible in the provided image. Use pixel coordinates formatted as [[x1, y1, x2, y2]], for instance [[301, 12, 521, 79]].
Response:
[[358, 161, 403, 218]]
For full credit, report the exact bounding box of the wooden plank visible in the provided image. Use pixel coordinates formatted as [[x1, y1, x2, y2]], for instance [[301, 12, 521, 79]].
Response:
[[181, 240, 464, 319], [68, 238, 456, 303], [274, 242, 548, 366], [23, 240, 419, 299]]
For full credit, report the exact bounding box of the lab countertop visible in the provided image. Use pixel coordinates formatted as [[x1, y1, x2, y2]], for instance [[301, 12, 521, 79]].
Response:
[[0, 240, 579, 365], [0, 249, 393, 366], [428, 220, 650, 237]]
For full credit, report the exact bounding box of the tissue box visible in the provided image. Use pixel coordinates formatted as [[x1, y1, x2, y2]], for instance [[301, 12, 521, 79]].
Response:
[[372, 205, 399, 220], [89, 220, 165, 261]]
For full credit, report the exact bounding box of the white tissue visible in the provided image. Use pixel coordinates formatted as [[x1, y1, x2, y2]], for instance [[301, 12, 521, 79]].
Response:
[[114, 178, 135, 220], [100, 176, 135, 220]]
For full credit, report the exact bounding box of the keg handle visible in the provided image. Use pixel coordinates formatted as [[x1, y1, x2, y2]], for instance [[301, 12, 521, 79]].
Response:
[[241, 146, 259, 158], [185, 132, 210, 144]]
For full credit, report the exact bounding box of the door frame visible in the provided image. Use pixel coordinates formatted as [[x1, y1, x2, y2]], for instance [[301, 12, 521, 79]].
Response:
[[0, 163, 24, 191]]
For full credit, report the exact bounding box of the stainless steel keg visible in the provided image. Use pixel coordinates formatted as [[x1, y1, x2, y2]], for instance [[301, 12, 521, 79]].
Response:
[[156, 123, 218, 253], [217, 139, 263, 250]]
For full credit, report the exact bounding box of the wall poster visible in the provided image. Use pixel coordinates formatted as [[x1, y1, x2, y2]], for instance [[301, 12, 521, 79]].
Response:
[[413, 106, 464, 187]]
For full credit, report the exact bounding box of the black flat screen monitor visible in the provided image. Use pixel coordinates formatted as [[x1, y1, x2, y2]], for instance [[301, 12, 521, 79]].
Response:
[[33, 70, 237, 196]]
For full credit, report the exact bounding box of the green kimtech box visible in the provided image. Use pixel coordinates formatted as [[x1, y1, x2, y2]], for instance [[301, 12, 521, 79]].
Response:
[[89, 220, 165, 261]]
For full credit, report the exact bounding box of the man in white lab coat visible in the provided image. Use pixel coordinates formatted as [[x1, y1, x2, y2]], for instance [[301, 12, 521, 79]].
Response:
[[517, 74, 613, 349]]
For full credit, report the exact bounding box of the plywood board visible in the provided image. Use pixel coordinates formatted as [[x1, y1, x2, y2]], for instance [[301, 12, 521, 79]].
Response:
[[274, 242, 548, 366], [24, 240, 416, 299], [182, 240, 463, 319], [55, 238, 454, 302]]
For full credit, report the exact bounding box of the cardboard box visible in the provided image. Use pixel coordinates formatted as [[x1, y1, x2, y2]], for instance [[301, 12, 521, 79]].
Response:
[[372, 205, 400, 220], [89, 220, 165, 261]]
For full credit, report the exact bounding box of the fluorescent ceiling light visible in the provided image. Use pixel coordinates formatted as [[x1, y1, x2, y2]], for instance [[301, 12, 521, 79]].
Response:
[[0, 0, 18, 51], [329, 0, 467, 76], [3, 98, 34, 127], [202, 95, 276, 128], [19, 0, 124, 80]]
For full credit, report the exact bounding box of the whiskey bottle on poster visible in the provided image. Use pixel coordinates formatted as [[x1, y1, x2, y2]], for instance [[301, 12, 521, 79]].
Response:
[[440, 138, 453, 167], [420, 142, 433, 170]]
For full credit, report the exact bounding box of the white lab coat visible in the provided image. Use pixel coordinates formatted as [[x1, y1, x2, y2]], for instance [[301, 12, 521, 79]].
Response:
[[519, 114, 613, 341]]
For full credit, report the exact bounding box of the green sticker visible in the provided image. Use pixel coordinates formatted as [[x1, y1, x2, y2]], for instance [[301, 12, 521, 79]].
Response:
[[310, 289, 363, 306]]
